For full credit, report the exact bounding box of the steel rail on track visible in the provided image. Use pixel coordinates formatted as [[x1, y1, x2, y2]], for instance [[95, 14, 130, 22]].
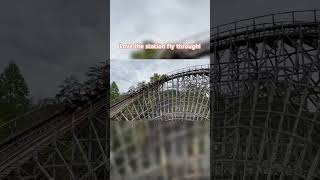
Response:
[[0, 105, 64, 142], [212, 22, 320, 52], [210, 10, 320, 50], [211, 9, 320, 35], [0, 94, 107, 175]]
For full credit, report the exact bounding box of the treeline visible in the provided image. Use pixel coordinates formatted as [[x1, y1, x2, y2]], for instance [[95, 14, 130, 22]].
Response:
[[56, 62, 106, 106], [0, 61, 106, 138], [0, 61, 169, 122], [110, 73, 166, 102]]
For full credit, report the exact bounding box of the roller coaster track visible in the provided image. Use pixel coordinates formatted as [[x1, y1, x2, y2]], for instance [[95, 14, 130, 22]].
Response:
[[110, 64, 210, 119], [209, 10, 320, 180], [0, 94, 107, 178], [109, 65, 210, 179]]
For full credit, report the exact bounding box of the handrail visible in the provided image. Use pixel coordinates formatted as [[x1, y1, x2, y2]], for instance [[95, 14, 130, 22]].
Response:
[[0, 104, 64, 142], [211, 9, 320, 38], [212, 9, 320, 30], [155, 10, 320, 58], [0, 106, 42, 128]]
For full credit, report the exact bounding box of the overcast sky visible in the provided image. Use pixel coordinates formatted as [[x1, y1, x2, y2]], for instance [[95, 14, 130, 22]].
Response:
[[111, 0, 210, 59], [1, 0, 319, 101], [110, 0, 210, 92]]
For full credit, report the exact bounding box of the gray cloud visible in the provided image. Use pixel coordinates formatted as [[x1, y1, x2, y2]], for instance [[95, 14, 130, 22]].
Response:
[[111, 0, 210, 59], [110, 0, 210, 92], [0, 0, 106, 100]]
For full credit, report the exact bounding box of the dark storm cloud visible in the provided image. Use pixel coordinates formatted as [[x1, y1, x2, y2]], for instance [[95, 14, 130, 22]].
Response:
[[0, 0, 106, 100], [213, 0, 320, 26]]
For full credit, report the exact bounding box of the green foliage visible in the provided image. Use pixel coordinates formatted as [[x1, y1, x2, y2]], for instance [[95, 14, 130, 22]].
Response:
[[131, 49, 158, 59], [0, 62, 30, 106], [150, 73, 167, 83], [0, 62, 31, 136], [56, 62, 107, 104], [110, 81, 120, 101], [131, 40, 159, 59], [136, 81, 146, 89], [161, 49, 180, 58], [0, 62, 30, 118], [56, 75, 82, 102]]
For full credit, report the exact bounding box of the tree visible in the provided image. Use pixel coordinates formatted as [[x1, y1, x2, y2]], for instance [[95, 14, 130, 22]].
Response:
[[0, 62, 30, 107], [56, 62, 107, 107], [150, 73, 161, 83], [150, 73, 167, 83], [85, 61, 107, 90], [0, 61, 31, 135], [0, 73, 5, 100], [56, 75, 83, 102], [110, 81, 120, 101], [136, 81, 147, 89]]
